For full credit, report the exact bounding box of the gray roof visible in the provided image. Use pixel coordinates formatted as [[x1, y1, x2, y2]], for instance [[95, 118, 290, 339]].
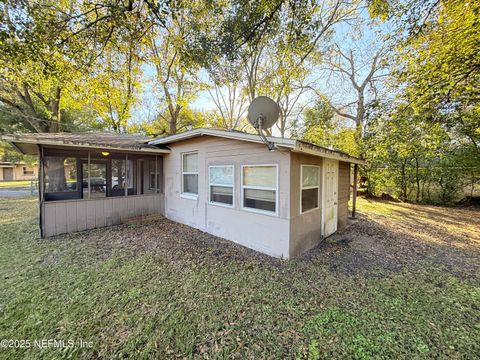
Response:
[[1, 132, 169, 154], [149, 128, 365, 164], [1, 129, 365, 164]]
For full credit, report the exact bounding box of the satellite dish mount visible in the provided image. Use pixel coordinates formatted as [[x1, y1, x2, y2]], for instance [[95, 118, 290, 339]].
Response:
[[247, 96, 280, 151]]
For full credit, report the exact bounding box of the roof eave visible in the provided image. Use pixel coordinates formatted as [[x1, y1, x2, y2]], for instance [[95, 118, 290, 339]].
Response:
[[148, 128, 296, 148], [294, 141, 366, 165], [0, 135, 171, 154]]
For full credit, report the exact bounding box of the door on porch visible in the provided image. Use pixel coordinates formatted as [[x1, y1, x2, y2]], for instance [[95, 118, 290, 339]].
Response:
[[322, 159, 338, 237]]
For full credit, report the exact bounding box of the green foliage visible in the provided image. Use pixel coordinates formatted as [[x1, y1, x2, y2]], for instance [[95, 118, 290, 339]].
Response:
[[364, 101, 479, 203], [299, 99, 359, 156], [130, 107, 207, 136], [0, 141, 32, 163]]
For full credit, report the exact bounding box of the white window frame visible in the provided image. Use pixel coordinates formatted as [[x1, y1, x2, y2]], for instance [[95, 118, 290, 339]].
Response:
[[208, 165, 234, 208], [181, 151, 199, 200], [22, 166, 34, 175], [241, 164, 279, 216], [300, 164, 320, 214], [148, 158, 161, 192]]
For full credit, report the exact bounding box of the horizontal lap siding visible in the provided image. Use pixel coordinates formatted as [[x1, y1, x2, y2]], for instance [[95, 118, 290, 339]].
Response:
[[337, 161, 350, 230], [42, 193, 164, 237]]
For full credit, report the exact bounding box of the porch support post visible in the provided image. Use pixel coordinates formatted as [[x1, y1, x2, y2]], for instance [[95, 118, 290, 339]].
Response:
[[155, 155, 158, 193], [125, 153, 128, 197], [352, 163, 358, 218], [87, 150, 91, 200], [38, 145, 45, 238]]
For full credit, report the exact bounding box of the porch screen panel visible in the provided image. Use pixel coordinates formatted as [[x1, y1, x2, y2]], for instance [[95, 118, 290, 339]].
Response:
[[110, 159, 125, 196], [44, 156, 79, 201], [83, 162, 107, 198]]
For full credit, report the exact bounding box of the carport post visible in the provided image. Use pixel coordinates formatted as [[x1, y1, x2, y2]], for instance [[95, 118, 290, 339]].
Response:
[[352, 163, 358, 218]]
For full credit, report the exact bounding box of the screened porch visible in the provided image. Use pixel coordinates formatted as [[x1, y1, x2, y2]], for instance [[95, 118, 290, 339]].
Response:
[[41, 148, 163, 201]]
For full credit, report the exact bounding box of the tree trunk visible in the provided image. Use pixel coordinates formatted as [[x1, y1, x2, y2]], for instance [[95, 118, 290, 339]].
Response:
[[355, 95, 365, 149], [400, 160, 407, 201], [45, 157, 67, 192], [415, 157, 420, 203]]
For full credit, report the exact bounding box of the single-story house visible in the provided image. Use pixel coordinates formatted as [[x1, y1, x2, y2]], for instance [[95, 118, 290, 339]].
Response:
[[1, 129, 364, 258], [0, 161, 38, 181]]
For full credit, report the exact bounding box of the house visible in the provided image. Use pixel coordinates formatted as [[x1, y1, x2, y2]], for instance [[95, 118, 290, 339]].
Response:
[[0, 161, 38, 181], [1, 129, 364, 258]]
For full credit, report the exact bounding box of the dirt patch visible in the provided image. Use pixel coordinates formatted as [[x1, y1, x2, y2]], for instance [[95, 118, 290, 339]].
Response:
[[302, 204, 480, 279]]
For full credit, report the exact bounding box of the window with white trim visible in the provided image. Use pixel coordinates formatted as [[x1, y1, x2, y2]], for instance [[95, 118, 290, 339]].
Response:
[[182, 152, 198, 196], [149, 159, 161, 191], [23, 166, 34, 175], [209, 165, 234, 206], [301, 165, 320, 213], [242, 165, 277, 213]]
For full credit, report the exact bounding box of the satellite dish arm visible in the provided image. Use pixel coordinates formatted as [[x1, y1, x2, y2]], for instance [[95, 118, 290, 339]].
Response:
[[256, 115, 276, 151]]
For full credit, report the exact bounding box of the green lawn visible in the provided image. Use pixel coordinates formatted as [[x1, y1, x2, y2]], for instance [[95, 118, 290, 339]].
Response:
[[0, 180, 35, 190], [0, 197, 479, 359]]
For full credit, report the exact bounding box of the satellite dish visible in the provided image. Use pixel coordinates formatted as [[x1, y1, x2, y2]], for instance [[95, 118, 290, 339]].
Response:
[[247, 96, 279, 151], [247, 96, 280, 130]]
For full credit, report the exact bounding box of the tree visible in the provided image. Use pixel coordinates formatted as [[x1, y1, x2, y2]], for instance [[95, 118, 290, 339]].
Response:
[[299, 98, 358, 156], [0, 1, 145, 133], [205, 58, 250, 131], [147, 0, 209, 135], [308, 15, 387, 148], [242, 0, 360, 137], [86, 28, 143, 133], [132, 107, 207, 136], [0, 1, 84, 132], [369, 0, 480, 150]]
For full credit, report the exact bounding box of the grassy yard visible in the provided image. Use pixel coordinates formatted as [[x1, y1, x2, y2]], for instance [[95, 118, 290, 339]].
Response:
[[0, 180, 37, 190], [0, 197, 479, 359]]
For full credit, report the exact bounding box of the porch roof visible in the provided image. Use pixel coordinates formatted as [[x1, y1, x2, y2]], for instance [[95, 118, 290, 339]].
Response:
[[0, 133, 170, 155]]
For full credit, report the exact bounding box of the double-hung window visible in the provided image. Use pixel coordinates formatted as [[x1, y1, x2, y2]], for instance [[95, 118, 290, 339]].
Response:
[[209, 165, 234, 206], [301, 165, 320, 213], [242, 164, 278, 214], [149, 159, 161, 191], [182, 152, 198, 197]]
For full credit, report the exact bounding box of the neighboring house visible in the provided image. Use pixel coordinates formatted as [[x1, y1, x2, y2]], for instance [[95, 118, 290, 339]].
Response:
[[0, 161, 38, 181], [1, 130, 364, 258]]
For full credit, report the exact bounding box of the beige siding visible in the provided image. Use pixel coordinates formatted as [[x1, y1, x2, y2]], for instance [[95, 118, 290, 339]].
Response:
[[0, 164, 38, 181], [289, 153, 324, 258], [337, 161, 351, 230], [163, 136, 291, 258], [42, 193, 164, 237]]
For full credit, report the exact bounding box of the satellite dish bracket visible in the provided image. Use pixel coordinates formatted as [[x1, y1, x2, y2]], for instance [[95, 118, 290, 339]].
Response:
[[254, 114, 276, 151]]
